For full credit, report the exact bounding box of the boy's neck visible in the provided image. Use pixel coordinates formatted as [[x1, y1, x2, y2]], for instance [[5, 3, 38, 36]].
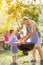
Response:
[[11, 34, 15, 36]]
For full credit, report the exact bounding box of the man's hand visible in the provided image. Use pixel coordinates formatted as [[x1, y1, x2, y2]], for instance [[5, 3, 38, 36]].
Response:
[[21, 40, 27, 44], [17, 39, 22, 44]]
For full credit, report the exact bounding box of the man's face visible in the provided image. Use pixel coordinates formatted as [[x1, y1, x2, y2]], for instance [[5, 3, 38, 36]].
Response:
[[22, 20, 29, 26]]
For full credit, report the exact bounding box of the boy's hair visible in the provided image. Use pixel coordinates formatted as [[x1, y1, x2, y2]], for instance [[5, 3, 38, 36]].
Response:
[[10, 30, 14, 33]]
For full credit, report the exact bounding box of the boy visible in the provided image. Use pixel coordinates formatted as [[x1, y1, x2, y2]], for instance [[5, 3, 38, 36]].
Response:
[[9, 30, 18, 65]]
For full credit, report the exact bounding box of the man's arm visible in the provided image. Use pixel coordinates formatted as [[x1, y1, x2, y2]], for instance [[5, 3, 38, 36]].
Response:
[[22, 32, 33, 42]]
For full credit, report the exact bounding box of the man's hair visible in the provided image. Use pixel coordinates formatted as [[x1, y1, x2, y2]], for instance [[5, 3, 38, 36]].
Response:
[[22, 17, 29, 22], [10, 30, 14, 33]]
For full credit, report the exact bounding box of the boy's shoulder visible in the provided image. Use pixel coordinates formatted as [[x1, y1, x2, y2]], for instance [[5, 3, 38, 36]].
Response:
[[11, 35, 17, 38], [9, 35, 17, 40]]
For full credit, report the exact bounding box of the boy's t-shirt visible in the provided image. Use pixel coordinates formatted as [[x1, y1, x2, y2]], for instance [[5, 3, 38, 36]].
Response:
[[9, 35, 17, 42], [9, 35, 18, 53]]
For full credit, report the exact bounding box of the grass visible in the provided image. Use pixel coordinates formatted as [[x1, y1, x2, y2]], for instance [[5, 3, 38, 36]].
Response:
[[0, 46, 43, 65]]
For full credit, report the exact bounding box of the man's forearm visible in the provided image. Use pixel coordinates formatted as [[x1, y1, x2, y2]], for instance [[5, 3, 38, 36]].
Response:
[[23, 32, 33, 42]]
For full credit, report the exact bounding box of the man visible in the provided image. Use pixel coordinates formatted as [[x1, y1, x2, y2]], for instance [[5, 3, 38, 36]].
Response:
[[21, 17, 43, 65]]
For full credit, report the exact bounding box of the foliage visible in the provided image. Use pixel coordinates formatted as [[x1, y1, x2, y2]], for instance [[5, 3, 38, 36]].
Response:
[[0, 0, 42, 32], [6, 0, 10, 5], [22, 4, 41, 22], [0, 0, 2, 9], [0, 0, 2, 5], [7, 2, 41, 23]]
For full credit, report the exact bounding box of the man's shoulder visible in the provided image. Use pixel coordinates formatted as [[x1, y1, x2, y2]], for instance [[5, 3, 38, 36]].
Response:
[[29, 20, 38, 28], [29, 20, 37, 25]]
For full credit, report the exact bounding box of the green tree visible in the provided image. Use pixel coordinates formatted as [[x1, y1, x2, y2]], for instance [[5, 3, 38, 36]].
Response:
[[22, 4, 41, 22], [7, 2, 41, 22], [0, 0, 2, 9], [5, 0, 41, 30]]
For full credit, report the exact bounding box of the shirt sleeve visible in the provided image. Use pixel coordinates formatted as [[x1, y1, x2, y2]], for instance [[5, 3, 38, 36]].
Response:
[[27, 25, 33, 33], [30, 23, 34, 33], [30, 20, 38, 32]]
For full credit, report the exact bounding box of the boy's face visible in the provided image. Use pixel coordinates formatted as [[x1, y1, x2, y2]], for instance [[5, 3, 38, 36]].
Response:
[[10, 30, 15, 35], [12, 31, 15, 35]]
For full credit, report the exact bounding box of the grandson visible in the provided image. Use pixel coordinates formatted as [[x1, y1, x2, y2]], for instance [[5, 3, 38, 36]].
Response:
[[9, 30, 18, 65]]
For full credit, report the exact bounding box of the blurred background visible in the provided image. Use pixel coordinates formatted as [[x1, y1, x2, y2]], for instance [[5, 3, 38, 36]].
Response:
[[0, 0, 43, 65]]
